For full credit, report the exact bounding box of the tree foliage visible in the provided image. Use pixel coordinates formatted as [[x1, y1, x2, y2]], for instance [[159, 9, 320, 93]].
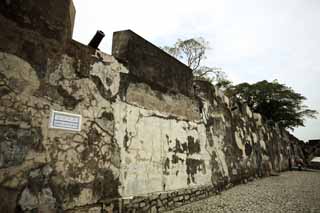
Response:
[[162, 39, 316, 129], [225, 80, 318, 129], [162, 38, 208, 70], [162, 38, 231, 88]]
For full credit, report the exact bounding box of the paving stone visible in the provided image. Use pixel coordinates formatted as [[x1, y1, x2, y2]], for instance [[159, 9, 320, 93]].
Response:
[[165, 171, 320, 213]]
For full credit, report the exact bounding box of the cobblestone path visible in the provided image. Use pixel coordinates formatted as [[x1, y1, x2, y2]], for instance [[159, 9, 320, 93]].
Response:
[[166, 171, 320, 213]]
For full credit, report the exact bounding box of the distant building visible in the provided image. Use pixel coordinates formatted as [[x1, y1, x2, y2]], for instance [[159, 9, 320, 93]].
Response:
[[308, 139, 320, 146], [302, 139, 320, 168], [310, 157, 320, 169]]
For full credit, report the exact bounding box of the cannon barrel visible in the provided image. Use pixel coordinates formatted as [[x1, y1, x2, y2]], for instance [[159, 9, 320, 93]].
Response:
[[88, 30, 105, 49]]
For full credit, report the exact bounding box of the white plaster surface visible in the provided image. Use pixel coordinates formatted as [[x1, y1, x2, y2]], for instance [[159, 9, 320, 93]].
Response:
[[114, 101, 212, 196]]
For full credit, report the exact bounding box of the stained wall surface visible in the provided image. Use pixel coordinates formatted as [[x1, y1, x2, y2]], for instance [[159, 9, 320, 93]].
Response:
[[0, 2, 304, 213]]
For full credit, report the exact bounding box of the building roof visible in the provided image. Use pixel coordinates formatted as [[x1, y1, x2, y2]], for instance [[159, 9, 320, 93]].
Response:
[[310, 157, 320, 163]]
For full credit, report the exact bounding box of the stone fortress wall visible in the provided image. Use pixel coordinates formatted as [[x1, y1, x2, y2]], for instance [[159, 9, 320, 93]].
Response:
[[0, 0, 304, 212]]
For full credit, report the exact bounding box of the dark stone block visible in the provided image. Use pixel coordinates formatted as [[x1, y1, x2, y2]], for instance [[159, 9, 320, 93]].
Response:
[[184, 194, 190, 200], [178, 191, 184, 196], [173, 197, 180, 202], [174, 201, 183, 207], [0, 125, 43, 168], [0, 187, 19, 213], [185, 189, 192, 194], [92, 169, 121, 200], [156, 199, 162, 207], [150, 199, 157, 207], [158, 206, 167, 212], [139, 201, 146, 208], [191, 188, 198, 194], [193, 80, 216, 103], [112, 30, 193, 96], [56, 85, 81, 110], [21, 40, 48, 79], [0, 0, 75, 43]]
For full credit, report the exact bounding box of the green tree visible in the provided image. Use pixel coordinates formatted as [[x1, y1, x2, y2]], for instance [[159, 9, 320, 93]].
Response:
[[225, 80, 318, 129], [162, 37, 231, 88]]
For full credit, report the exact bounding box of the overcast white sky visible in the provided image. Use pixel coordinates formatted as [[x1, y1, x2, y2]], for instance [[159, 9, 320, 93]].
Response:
[[73, 0, 320, 141]]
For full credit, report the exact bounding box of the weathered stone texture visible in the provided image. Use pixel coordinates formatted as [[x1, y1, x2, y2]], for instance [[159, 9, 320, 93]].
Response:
[[114, 101, 211, 196], [112, 30, 193, 96], [0, 1, 305, 212], [0, 125, 43, 168], [0, 0, 75, 42], [116, 79, 303, 212], [119, 74, 201, 121], [0, 46, 125, 211]]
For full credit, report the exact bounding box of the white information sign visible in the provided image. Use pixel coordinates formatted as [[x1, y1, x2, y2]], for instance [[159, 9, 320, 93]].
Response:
[[49, 110, 81, 131]]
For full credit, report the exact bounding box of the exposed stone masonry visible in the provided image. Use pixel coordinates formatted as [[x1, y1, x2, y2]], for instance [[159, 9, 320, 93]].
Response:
[[0, 1, 305, 212]]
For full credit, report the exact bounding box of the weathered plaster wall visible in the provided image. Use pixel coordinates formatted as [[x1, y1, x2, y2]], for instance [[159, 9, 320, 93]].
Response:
[[114, 96, 211, 196], [0, 2, 128, 211], [0, 49, 127, 212], [109, 75, 304, 212], [111, 31, 304, 212], [0, 2, 305, 213]]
